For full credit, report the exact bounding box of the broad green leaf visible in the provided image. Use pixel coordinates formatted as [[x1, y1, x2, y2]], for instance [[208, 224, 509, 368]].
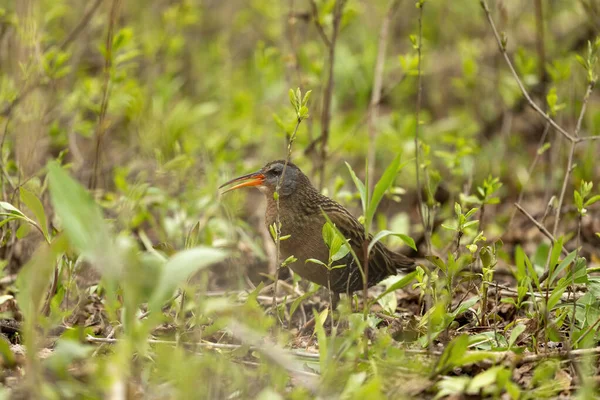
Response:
[[305, 258, 327, 267], [0, 202, 26, 217], [17, 235, 68, 321], [339, 372, 368, 399], [547, 238, 564, 284], [548, 250, 577, 285], [462, 220, 479, 229], [322, 221, 349, 261], [368, 230, 417, 254], [345, 162, 367, 215], [547, 280, 568, 310], [466, 366, 504, 394], [20, 187, 49, 241], [584, 194, 600, 207], [452, 295, 480, 316], [315, 307, 329, 371], [47, 162, 111, 263], [508, 324, 526, 348], [330, 243, 350, 263], [290, 286, 318, 317], [366, 154, 402, 229], [0, 336, 15, 368], [321, 210, 363, 281], [375, 271, 418, 301], [16, 222, 31, 239], [574, 190, 583, 210], [464, 208, 478, 219], [514, 245, 526, 279], [434, 334, 469, 375], [149, 247, 227, 310]]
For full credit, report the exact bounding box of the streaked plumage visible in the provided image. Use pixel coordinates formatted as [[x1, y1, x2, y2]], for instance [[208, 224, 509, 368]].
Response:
[[220, 160, 415, 294]]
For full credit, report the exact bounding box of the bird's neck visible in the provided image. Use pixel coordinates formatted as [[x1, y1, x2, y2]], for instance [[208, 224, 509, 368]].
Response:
[[264, 185, 322, 226]]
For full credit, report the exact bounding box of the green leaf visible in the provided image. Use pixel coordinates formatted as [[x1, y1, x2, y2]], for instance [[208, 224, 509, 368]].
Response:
[[574, 190, 583, 210], [0, 202, 26, 217], [548, 250, 576, 285], [434, 334, 469, 375], [452, 295, 480, 317], [366, 154, 403, 229], [547, 280, 568, 310], [301, 90, 312, 106], [345, 162, 367, 216], [374, 271, 418, 301], [330, 244, 350, 263], [584, 194, 600, 207], [16, 222, 31, 239], [467, 366, 504, 394], [149, 247, 227, 310], [315, 308, 329, 370], [17, 235, 69, 321], [368, 230, 416, 254], [47, 162, 111, 264], [0, 336, 15, 368], [508, 324, 526, 349], [20, 187, 49, 241], [464, 208, 478, 219], [454, 202, 462, 217], [305, 258, 327, 267], [462, 220, 479, 229], [321, 210, 364, 281], [290, 286, 318, 317], [288, 88, 296, 109]]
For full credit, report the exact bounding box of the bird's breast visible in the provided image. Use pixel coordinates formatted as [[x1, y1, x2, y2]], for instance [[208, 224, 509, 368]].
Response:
[[265, 206, 332, 285]]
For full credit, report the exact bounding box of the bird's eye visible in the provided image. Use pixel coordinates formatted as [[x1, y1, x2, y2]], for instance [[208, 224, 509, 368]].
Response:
[[268, 166, 283, 176]]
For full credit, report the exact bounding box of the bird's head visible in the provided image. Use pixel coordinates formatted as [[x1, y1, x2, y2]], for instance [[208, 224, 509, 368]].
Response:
[[219, 160, 305, 198]]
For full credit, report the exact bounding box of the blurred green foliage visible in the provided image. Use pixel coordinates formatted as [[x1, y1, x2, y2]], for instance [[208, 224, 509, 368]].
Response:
[[0, 0, 599, 398]]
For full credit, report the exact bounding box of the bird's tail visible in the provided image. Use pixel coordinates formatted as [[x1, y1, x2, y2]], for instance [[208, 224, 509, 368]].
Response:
[[391, 251, 416, 273]]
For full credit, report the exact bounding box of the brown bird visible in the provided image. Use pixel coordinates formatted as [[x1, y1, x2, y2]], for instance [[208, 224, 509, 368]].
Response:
[[220, 160, 415, 295]]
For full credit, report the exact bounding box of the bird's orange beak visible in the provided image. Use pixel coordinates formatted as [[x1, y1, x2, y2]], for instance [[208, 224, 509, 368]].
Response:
[[219, 171, 265, 194]]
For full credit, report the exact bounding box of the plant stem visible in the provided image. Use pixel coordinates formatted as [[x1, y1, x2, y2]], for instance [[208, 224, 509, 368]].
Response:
[[272, 118, 303, 321]]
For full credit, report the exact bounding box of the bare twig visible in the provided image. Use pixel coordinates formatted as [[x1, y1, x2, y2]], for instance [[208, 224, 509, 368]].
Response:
[[514, 203, 568, 257], [551, 81, 595, 237], [508, 122, 550, 229], [367, 0, 400, 191], [414, 1, 431, 256], [317, 0, 346, 190], [89, 0, 123, 190], [308, 0, 331, 48], [58, 0, 104, 51], [533, 0, 547, 86], [479, 0, 576, 143]]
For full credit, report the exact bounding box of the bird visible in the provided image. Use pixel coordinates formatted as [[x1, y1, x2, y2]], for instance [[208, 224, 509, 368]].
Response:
[[220, 160, 415, 296]]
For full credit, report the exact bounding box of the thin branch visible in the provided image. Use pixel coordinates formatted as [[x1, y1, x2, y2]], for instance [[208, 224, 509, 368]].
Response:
[[317, 0, 346, 190], [577, 135, 600, 142], [308, 0, 331, 48], [89, 0, 122, 190], [479, 0, 576, 143], [58, 0, 104, 51], [551, 81, 594, 238], [514, 203, 568, 256], [414, 1, 431, 255], [508, 123, 550, 229], [367, 0, 400, 191]]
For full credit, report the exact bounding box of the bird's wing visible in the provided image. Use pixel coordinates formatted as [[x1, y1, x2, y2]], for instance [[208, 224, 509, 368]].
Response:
[[319, 204, 397, 278]]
